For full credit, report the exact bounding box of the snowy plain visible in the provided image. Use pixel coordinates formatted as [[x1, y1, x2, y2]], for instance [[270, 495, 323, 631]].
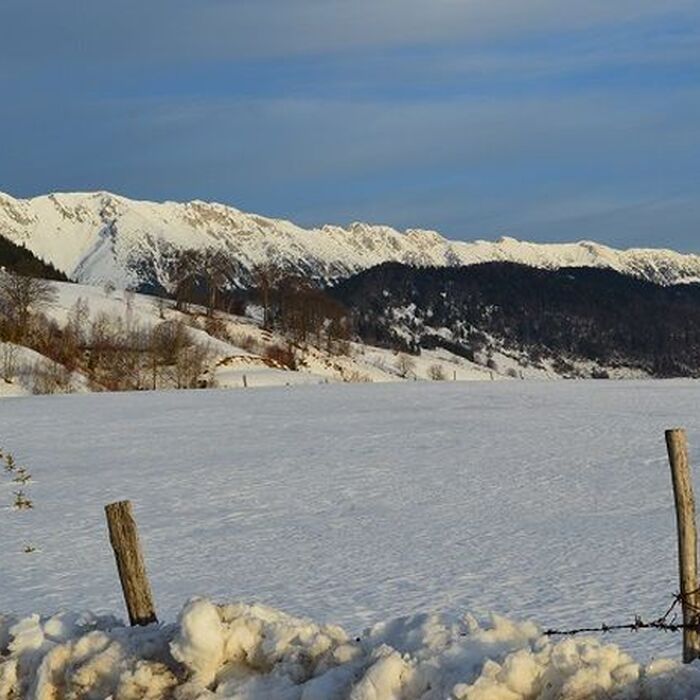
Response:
[[2, 380, 699, 651]]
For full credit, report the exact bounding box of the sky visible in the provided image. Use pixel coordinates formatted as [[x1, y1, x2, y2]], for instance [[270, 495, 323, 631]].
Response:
[[1, 0, 699, 251]]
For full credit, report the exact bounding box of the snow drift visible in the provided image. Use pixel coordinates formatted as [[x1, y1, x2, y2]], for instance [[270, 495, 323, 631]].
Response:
[[2, 599, 700, 699]]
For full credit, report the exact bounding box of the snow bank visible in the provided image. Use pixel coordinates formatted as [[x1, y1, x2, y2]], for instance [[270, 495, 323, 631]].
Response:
[[2, 600, 700, 699]]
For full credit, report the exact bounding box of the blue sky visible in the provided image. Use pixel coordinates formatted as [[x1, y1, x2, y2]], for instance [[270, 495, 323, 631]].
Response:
[[1, 0, 698, 250]]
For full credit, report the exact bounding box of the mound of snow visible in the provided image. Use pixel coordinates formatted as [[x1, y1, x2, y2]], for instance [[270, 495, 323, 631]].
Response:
[[2, 600, 700, 699]]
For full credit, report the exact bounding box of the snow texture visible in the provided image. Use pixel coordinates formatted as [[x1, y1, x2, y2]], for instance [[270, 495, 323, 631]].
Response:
[[2, 190, 700, 289], [4, 598, 700, 699], [1, 380, 699, 671]]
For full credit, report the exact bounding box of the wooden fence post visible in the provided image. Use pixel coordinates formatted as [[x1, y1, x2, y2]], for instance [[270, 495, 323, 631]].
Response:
[[665, 428, 700, 663], [105, 500, 158, 626]]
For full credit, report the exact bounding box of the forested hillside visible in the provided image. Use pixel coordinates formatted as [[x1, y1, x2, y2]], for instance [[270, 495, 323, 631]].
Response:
[[331, 262, 700, 377], [0, 233, 68, 280]]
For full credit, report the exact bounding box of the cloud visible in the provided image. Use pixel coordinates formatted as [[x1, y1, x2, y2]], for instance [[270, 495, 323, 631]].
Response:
[[0, 0, 698, 250], [5, 83, 696, 226], [2, 0, 697, 69]]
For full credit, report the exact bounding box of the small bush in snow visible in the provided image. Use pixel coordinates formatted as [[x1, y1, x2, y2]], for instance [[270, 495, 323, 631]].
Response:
[[13, 490, 33, 510], [395, 353, 416, 378], [2, 449, 37, 552], [428, 364, 446, 381], [344, 369, 372, 383], [204, 315, 230, 342], [264, 343, 297, 370], [1, 342, 18, 383], [31, 359, 72, 395], [229, 331, 260, 353]]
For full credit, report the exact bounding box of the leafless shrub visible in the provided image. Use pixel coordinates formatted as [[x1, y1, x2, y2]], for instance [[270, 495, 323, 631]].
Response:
[[395, 353, 416, 378], [156, 296, 167, 319], [229, 331, 260, 353], [31, 359, 72, 395], [329, 338, 352, 356], [174, 342, 212, 389], [204, 315, 231, 342], [0, 270, 57, 343], [344, 370, 372, 383], [428, 363, 446, 381], [264, 343, 297, 370], [1, 343, 18, 382]]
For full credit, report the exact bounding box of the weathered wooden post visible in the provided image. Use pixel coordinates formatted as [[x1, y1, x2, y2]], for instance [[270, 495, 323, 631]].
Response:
[[665, 428, 700, 663], [105, 500, 158, 626]]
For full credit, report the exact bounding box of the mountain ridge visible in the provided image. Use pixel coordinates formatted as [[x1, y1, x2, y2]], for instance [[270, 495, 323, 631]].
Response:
[[1, 189, 699, 290]]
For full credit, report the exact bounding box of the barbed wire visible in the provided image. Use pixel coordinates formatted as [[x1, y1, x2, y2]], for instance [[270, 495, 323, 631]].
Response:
[[543, 588, 700, 637]]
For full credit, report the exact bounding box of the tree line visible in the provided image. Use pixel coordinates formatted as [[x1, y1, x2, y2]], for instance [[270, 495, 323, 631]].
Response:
[[0, 269, 211, 393], [0, 253, 354, 393], [153, 250, 351, 352]]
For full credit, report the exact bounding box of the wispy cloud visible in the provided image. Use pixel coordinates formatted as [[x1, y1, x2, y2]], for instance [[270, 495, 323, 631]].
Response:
[[0, 0, 698, 249], [2, 0, 697, 65]]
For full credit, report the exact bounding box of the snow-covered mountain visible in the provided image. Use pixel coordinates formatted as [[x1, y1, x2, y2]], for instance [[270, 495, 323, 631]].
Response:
[[1, 189, 699, 290]]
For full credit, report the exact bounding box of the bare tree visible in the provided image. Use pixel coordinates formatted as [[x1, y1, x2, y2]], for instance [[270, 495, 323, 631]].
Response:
[[251, 263, 281, 329], [0, 271, 57, 342], [428, 363, 446, 381], [148, 319, 211, 389], [174, 342, 211, 389], [124, 289, 136, 330], [1, 343, 18, 383], [268, 273, 350, 348], [31, 358, 72, 395], [395, 353, 416, 379], [66, 297, 90, 344], [166, 249, 201, 312], [59, 297, 90, 371], [156, 296, 167, 320], [201, 249, 232, 318]]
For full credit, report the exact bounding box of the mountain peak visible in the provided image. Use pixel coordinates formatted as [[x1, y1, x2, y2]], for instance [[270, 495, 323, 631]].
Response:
[[0, 189, 698, 290]]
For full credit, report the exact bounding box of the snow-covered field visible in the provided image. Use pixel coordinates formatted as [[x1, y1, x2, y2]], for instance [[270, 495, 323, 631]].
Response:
[[2, 380, 700, 697]]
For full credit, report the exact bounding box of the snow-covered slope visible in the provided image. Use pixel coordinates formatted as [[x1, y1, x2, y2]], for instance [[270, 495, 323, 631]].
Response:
[[2, 190, 700, 289], [0, 279, 508, 397]]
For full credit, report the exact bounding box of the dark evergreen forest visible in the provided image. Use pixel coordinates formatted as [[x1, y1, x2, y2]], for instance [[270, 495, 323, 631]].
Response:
[[331, 262, 700, 377]]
